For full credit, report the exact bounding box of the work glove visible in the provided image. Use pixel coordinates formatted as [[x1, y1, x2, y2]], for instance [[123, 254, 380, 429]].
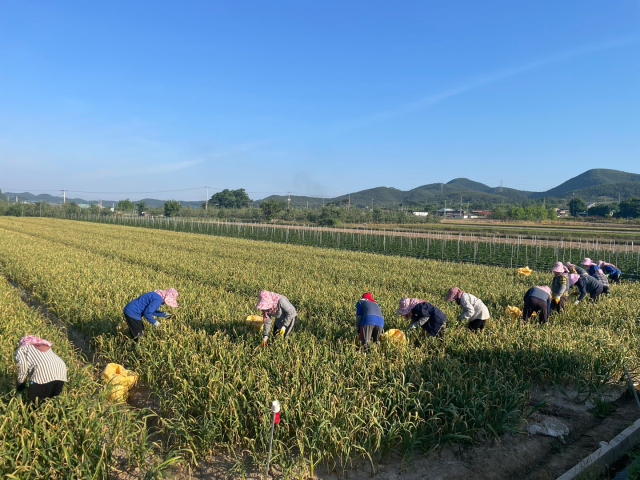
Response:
[[261, 337, 268, 347], [16, 382, 26, 392], [406, 324, 417, 333], [574, 300, 580, 306], [554, 298, 560, 304], [276, 327, 286, 338], [154, 320, 161, 328], [164, 314, 173, 319]]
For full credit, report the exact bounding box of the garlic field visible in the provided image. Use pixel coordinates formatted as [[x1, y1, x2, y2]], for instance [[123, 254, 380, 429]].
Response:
[[0, 217, 639, 477]]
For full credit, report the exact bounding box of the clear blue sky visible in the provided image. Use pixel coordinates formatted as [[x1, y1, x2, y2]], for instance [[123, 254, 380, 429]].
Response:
[[1, 1, 638, 202]]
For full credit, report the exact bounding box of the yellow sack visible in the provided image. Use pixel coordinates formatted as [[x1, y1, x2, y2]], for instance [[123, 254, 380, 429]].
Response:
[[505, 306, 522, 321], [245, 315, 264, 332], [381, 328, 406, 343], [102, 363, 138, 402], [516, 266, 533, 276]]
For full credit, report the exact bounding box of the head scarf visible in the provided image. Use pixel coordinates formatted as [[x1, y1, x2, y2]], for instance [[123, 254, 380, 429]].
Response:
[[19, 335, 52, 348], [397, 297, 425, 316], [564, 262, 575, 268], [597, 260, 616, 268], [362, 292, 376, 303], [19, 335, 52, 349], [154, 288, 179, 308], [582, 257, 595, 267], [257, 290, 283, 318], [552, 262, 565, 274], [535, 286, 552, 295], [444, 287, 464, 302], [567, 274, 580, 286]]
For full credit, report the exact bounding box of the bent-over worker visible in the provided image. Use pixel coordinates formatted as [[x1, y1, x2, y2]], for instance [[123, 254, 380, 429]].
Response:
[[523, 285, 552, 324], [550, 262, 569, 313], [257, 290, 297, 347], [355, 293, 384, 348], [123, 288, 178, 341], [444, 287, 490, 332], [597, 260, 622, 284], [397, 297, 447, 338], [569, 273, 604, 304], [587, 264, 610, 295], [15, 335, 67, 404]]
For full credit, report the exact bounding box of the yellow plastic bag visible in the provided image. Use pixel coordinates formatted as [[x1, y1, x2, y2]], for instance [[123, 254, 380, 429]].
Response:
[[381, 328, 406, 343], [102, 363, 138, 402], [245, 315, 264, 332], [516, 266, 533, 276], [505, 306, 522, 321]]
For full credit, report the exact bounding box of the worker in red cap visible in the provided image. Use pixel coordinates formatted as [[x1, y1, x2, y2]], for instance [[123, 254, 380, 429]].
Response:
[[355, 293, 384, 349]]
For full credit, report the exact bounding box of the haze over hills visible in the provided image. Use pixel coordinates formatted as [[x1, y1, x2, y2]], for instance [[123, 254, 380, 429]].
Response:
[[3, 169, 640, 209]]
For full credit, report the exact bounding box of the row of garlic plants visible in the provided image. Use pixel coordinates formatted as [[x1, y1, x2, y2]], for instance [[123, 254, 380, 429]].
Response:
[[0, 217, 638, 474], [81, 213, 640, 276], [0, 275, 160, 479]]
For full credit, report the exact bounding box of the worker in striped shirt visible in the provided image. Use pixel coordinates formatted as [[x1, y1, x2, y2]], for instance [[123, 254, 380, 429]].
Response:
[[14, 335, 67, 404]]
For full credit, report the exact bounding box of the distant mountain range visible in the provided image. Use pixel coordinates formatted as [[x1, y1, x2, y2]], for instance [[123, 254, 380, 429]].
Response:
[[3, 169, 640, 209], [266, 169, 640, 208]]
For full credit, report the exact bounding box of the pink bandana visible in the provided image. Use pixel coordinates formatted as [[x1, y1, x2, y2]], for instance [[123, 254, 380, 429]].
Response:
[[19, 335, 52, 348], [444, 287, 464, 302], [154, 288, 179, 308], [257, 290, 283, 318], [535, 285, 551, 295], [567, 274, 580, 286], [397, 297, 425, 316]]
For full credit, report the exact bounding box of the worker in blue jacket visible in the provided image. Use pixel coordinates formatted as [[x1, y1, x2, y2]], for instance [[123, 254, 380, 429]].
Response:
[[123, 288, 178, 341], [397, 297, 447, 339], [355, 293, 384, 349], [597, 260, 622, 284]]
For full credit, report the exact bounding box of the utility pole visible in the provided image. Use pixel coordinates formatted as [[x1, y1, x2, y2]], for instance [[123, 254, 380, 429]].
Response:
[[62, 189, 67, 204], [444, 200, 447, 218], [460, 195, 463, 218], [205, 186, 209, 210], [287, 192, 291, 210], [348, 193, 350, 211], [306, 201, 308, 209]]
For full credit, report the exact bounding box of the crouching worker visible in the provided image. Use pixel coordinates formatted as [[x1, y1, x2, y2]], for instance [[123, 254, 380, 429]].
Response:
[[597, 260, 621, 285], [123, 288, 178, 341], [257, 290, 297, 347], [523, 285, 552, 324], [397, 297, 446, 339], [355, 293, 384, 349], [550, 262, 569, 313], [569, 273, 604, 305], [15, 336, 67, 404], [444, 287, 490, 332]]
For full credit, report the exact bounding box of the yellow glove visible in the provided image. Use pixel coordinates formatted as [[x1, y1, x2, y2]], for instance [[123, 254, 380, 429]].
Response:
[[554, 298, 560, 303], [276, 327, 285, 337]]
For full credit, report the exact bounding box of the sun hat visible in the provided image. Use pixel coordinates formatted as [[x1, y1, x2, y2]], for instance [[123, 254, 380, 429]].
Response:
[[568, 274, 580, 286], [552, 262, 565, 274]]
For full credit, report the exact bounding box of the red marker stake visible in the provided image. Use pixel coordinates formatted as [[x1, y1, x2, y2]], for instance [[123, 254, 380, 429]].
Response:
[[266, 400, 280, 478]]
